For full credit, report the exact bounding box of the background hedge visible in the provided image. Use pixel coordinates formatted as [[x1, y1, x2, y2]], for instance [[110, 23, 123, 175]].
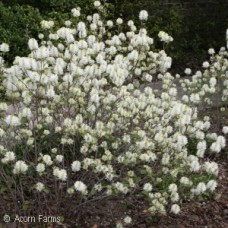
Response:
[[0, 0, 228, 70]]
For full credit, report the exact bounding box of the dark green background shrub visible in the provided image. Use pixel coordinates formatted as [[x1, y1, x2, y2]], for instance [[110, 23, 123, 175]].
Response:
[[112, 0, 228, 70], [0, 0, 227, 69], [0, 2, 42, 63]]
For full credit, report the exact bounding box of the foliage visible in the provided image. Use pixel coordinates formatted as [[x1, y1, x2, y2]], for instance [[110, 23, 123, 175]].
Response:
[[113, 0, 228, 66], [1, 0, 94, 13], [1, 1, 228, 68], [0, 2, 42, 63], [112, 1, 184, 55]]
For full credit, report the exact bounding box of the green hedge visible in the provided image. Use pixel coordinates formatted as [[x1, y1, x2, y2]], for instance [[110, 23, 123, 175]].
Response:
[[113, 0, 228, 68], [0, 2, 42, 63], [0, 0, 227, 68]]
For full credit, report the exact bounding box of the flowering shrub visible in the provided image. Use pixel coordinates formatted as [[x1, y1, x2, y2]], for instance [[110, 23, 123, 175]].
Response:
[[180, 33, 228, 130], [0, 1, 227, 225], [181, 49, 228, 108]]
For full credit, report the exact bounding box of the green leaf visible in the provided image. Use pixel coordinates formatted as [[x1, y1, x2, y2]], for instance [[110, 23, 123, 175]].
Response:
[[59, 215, 65, 223], [23, 200, 30, 211]]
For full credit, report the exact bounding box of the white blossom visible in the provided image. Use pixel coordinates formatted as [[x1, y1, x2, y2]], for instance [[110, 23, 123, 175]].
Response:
[[55, 155, 64, 163], [5, 115, 20, 126], [169, 184, 177, 192], [1, 151, 15, 163], [184, 68, 192, 75], [124, 216, 132, 224], [42, 155, 53, 166], [36, 163, 45, 173], [28, 38, 39, 50], [74, 181, 87, 193], [139, 10, 148, 21], [206, 180, 217, 191], [35, 182, 45, 192], [143, 183, 152, 192], [72, 161, 81, 172], [53, 168, 67, 181], [94, 1, 101, 7], [71, 8, 80, 17], [13, 161, 28, 174], [158, 31, 173, 43], [0, 43, 9, 52], [222, 126, 228, 134], [116, 18, 123, 25], [170, 204, 180, 214]]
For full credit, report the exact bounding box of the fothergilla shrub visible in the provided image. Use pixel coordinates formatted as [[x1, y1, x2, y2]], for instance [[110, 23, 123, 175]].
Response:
[[0, 1, 226, 225], [180, 36, 228, 130]]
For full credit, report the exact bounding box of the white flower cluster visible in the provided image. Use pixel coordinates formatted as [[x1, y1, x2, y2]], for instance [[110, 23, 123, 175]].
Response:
[[223, 126, 228, 134], [94, 1, 101, 8], [74, 181, 87, 194], [71, 7, 81, 17], [5, 115, 20, 126], [0, 43, 9, 52], [1, 151, 15, 163], [0, 1, 226, 219], [158, 31, 173, 43], [35, 182, 45, 192], [139, 10, 149, 21], [53, 167, 67, 181], [13, 160, 28, 174], [40, 20, 54, 30], [180, 46, 228, 110]]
